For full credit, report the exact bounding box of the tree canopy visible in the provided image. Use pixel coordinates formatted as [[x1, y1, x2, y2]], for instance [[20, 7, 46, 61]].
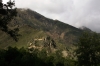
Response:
[[75, 32, 100, 66], [0, 0, 19, 41]]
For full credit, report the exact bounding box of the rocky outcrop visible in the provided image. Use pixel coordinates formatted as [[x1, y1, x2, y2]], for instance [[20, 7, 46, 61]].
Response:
[[28, 36, 57, 53]]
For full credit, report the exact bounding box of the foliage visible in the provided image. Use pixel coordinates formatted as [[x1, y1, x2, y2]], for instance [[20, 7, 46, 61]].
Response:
[[75, 32, 100, 66], [0, 47, 76, 66], [0, 0, 19, 41]]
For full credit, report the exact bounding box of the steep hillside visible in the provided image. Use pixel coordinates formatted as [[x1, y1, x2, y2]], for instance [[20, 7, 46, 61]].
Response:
[[0, 8, 83, 50]]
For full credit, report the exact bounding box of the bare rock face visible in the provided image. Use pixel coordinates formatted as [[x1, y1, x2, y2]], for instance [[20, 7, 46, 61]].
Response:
[[28, 36, 57, 53]]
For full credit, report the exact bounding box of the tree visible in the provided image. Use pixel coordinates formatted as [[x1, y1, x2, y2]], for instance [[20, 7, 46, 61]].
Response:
[[75, 32, 100, 66], [0, 0, 19, 41]]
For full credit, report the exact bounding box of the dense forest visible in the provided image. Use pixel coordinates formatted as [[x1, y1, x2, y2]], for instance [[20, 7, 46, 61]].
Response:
[[0, 47, 75, 66]]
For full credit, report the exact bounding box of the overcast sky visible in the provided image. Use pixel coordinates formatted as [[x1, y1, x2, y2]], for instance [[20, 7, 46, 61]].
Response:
[[3, 0, 100, 32]]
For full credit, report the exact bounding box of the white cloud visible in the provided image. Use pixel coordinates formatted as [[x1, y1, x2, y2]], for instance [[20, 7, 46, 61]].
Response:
[[3, 0, 100, 32]]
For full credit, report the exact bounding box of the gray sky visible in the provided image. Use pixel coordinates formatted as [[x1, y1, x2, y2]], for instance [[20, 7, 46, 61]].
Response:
[[3, 0, 100, 32]]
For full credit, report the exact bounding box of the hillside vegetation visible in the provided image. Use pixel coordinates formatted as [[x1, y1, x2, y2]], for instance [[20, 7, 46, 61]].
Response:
[[0, 8, 83, 47]]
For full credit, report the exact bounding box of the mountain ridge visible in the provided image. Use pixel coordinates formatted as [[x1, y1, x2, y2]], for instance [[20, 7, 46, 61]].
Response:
[[0, 8, 83, 50]]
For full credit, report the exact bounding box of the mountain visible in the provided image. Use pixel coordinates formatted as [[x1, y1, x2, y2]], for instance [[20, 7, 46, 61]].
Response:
[[0, 8, 83, 52], [79, 26, 92, 32]]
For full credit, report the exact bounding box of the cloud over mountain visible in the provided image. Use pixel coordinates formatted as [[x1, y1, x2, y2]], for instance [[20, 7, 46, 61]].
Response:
[[3, 0, 100, 32]]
